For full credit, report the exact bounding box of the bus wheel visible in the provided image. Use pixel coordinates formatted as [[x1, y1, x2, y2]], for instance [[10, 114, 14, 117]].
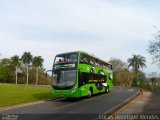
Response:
[[105, 86, 109, 93], [88, 88, 93, 97]]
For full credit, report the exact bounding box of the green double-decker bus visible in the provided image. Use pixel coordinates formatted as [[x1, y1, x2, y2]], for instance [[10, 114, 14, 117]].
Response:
[[51, 51, 113, 98]]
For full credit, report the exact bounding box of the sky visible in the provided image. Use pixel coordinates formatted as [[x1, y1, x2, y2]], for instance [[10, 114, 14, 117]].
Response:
[[0, 0, 160, 75]]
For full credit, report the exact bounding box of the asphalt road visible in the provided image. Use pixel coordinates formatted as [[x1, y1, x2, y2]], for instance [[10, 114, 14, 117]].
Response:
[[0, 86, 139, 120]]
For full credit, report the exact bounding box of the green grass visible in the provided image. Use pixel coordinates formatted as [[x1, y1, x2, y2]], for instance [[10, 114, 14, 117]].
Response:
[[0, 84, 53, 108]]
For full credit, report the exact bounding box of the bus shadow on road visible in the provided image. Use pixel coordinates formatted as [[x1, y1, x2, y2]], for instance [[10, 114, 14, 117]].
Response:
[[54, 92, 109, 103]]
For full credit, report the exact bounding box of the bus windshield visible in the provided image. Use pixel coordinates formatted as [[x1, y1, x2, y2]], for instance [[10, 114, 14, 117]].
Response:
[[54, 53, 78, 70], [52, 70, 77, 88]]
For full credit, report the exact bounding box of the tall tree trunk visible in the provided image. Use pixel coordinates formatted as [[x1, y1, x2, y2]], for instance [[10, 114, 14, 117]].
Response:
[[36, 67, 39, 85], [135, 64, 139, 85], [27, 64, 28, 85], [16, 66, 18, 84]]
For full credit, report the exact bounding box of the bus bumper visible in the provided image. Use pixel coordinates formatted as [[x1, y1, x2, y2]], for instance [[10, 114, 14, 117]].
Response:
[[51, 87, 89, 98], [52, 90, 81, 98]]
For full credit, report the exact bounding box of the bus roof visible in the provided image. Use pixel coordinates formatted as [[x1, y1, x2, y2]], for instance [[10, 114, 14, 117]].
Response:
[[56, 51, 112, 66]]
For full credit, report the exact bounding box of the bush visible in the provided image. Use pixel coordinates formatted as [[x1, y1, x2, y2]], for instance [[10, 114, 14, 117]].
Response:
[[0, 66, 15, 83]]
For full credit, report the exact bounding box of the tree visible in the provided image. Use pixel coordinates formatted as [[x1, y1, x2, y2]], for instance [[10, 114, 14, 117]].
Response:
[[11, 55, 20, 84], [109, 58, 129, 85], [0, 58, 10, 66], [21, 52, 33, 85], [151, 77, 156, 86], [127, 55, 146, 85], [147, 27, 160, 66], [32, 56, 44, 85], [116, 69, 134, 86], [0, 58, 14, 83], [109, 58, 126, 72], [128, 55, 146, 74]]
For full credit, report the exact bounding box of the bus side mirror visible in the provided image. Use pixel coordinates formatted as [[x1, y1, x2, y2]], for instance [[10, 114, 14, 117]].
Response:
[[45, 70, 52, 78], [111, 65, 113, 70]]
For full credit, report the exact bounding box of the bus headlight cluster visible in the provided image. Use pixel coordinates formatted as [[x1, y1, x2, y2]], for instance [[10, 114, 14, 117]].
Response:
[[71, 87, 77, 93]]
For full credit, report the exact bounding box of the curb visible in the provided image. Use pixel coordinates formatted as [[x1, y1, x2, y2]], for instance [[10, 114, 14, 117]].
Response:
[[105, 88, 143, 119]]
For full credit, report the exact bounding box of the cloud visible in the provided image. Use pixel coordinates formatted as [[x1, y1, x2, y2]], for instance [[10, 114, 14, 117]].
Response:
[[0, 0, 160, 73], [0, 0, 156, 41]]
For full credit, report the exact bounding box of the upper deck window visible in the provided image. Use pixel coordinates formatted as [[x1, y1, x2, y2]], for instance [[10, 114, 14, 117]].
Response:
[[54, 53, 78, 70], [80, 53, 112, 70]]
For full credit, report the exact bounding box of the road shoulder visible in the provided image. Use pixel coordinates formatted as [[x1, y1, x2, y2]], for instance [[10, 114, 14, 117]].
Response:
[[114, 89, 160, 114]]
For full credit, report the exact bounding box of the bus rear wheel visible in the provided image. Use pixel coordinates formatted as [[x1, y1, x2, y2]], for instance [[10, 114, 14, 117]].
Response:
[[105, 86, 109, 93], [88, 88, 93, 97]]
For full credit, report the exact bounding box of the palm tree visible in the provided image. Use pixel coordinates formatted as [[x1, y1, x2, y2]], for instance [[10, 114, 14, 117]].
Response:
[[11, 55, 20, 84], [0, 58, 10, 66], [21, 52, 33, 85], [32, 56, 44, 85], [127, 55, 146, 85]]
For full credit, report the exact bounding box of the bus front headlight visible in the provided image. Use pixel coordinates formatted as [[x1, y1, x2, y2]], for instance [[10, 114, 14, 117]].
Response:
[[71, 87, 77, 93]]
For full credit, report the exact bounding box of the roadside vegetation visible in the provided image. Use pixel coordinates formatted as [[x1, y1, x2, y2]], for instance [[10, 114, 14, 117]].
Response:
[[0, 84, 52, 108], [109, 27, 160, 92], [109, 55, 160, 92], [0, 51, 51, 85]]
